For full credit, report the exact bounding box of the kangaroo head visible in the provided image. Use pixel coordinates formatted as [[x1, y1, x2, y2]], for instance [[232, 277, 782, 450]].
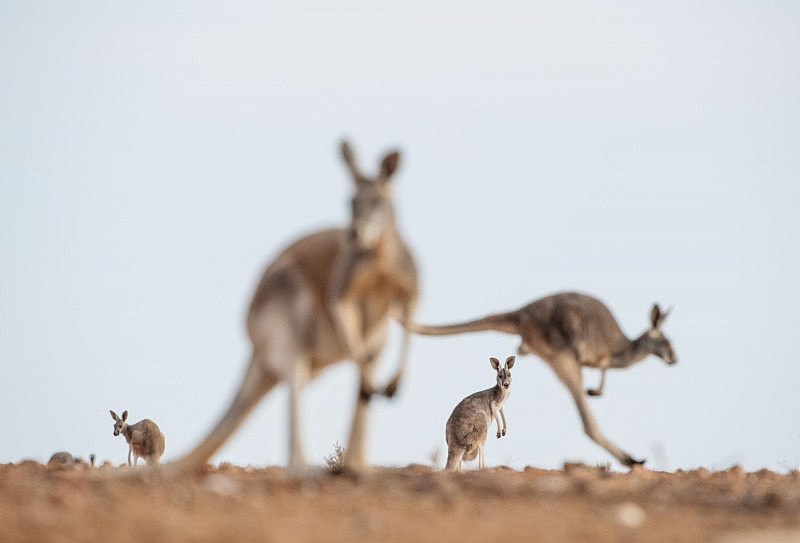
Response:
[[644, 304, 677, 364], [341, 140, 400, 250], [490, 356, 515, 389], [110, 409, 129, 436]]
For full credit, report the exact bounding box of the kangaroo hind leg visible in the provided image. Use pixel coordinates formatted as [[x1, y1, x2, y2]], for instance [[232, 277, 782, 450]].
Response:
[[445, 446, 466, 472], [171, 354, 279, 472], [549, 354, 643, 467]]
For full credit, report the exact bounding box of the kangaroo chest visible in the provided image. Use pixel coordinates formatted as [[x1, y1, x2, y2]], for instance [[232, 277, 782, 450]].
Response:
[[348, 261, 407, 321]]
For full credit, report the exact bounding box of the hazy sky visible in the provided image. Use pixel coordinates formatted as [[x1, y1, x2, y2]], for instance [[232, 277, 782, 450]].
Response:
[[2, 1, 799, 472]]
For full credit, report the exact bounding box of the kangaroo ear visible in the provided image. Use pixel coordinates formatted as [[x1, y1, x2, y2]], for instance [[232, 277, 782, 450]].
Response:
[[650, 304, 662, 329], [110, 410, 118, 421], [341, 140, 363, 183], [505, 356, 516, 369], [489, 357, 501, 370], [122, 411, 128, 421], [380, 151, 400, 180]]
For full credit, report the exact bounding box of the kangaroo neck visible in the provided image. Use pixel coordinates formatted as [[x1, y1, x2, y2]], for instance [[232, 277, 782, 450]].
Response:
[[492, 384, 509, 405], [353, 226, 400, 264], [611, 334, 651, 368], [121, 425, 134, 443]]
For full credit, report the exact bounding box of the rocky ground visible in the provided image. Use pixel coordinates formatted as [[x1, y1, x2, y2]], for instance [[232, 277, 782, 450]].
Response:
[[1, 462, 800, 543]]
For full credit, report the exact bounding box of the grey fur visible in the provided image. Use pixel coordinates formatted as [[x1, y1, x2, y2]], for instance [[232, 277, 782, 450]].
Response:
[[47, 451, 95, 468], [47, 451, 76, 467], [445, 356, 515, 471]]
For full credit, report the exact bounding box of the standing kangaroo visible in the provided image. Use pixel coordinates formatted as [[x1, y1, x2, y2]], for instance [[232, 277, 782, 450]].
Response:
[[110, 410, 166, 466], [172, 141, 418, 473], [411, 292, 677, 466], [445, 356, 514, 472]]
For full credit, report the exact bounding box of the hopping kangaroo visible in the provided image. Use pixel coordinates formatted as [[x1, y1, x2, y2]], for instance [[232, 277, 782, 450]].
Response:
[[172, 141, 418, 473], [445, 356, 514, 471], [412, 292, 676, 466], [110, 410, 166, 466]]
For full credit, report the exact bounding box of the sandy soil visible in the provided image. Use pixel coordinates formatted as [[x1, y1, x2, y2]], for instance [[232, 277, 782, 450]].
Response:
[[1, 461, 799, 543]]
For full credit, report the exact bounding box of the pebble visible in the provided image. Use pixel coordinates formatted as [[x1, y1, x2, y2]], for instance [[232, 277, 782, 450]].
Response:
[[203, 474, 240, 497], [615, 501, 646, 529]]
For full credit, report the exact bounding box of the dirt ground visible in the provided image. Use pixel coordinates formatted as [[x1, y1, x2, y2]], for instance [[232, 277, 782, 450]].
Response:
[[2, 461, 800, 543]]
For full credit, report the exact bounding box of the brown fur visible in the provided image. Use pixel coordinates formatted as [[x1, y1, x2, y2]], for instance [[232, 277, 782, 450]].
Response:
[[110, 410, 166, 466], [171, 141, 418, 472], [412, 292, 677, 467]]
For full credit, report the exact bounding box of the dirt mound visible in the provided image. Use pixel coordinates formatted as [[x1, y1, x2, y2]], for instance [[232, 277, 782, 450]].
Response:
[[1, 462, 798, 543]]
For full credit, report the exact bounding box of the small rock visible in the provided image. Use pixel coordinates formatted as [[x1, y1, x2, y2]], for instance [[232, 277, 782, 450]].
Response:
[[615, 501, 646, 529], [204, 474, 240, 497]]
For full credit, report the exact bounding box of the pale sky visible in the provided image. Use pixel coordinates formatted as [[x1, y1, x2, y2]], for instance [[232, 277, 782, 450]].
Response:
[[2, 1, 799, 471]]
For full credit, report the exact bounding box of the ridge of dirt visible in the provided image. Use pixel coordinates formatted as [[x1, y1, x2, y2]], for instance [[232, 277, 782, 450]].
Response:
[[2, 462, 799, 543]]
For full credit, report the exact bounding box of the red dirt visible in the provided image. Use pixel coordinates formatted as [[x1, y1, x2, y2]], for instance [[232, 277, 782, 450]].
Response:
[[1, 462, 799, 543]]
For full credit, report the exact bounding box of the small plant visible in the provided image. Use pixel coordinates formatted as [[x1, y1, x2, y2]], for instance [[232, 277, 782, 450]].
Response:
[[324, 442, 347, 471], [596, 461, 613, 472], [428, 448, 441, 469]]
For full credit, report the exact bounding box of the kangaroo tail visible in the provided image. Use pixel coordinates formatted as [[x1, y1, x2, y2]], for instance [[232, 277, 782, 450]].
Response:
[[407, 312, 519, 336]]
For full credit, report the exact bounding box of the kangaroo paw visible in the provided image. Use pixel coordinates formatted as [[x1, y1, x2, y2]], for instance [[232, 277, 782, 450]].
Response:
[[359, 383, 376, 402], [382, 377, 401, 399], [622, 455, 646, 467]]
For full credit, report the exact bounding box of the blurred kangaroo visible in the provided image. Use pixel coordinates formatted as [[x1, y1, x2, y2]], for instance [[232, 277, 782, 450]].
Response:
[[47, 451, 76, 467], [445, 356, 514, 471], [110, 410, 166, 466], [47, 452, 96, 468], [411, 292, 676, 466], [172, 141, 418, 473]]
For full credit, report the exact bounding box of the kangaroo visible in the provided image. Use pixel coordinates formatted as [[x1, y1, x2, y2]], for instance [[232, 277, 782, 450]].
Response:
[[47, 451, 76, 467], [445, 356, 514, 472], [47, 452, 96, 468], [171, 141, 418, 473], [411, 291, 677, 467], [110, 410, 166, 466]]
